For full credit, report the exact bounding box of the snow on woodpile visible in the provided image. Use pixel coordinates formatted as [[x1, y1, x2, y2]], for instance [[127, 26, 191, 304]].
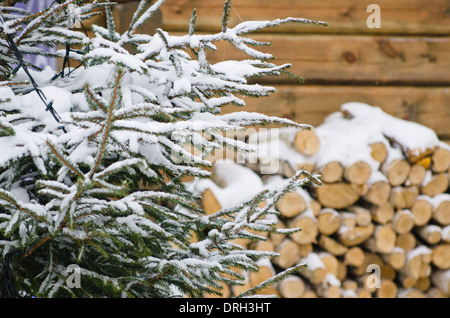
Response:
[[197, 102, 450, 298]]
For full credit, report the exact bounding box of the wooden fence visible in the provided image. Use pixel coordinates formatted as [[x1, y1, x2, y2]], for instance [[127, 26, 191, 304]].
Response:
[[105, 0, 450, 143]]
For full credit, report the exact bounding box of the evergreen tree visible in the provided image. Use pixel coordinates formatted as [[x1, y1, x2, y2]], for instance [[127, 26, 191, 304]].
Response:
[[0, 0, 325, 297]]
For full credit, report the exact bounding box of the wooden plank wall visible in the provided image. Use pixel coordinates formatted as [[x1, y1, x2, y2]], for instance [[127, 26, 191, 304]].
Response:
[[104, 0, 450, 143], [157, 0, 450, 143]]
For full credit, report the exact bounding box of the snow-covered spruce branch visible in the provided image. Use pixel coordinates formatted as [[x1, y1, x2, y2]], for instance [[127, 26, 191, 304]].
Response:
[[0, 0, 326, 298]]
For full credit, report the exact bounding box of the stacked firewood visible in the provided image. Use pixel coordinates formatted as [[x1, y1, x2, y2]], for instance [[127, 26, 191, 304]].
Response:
[[198, 103, 449, 298]]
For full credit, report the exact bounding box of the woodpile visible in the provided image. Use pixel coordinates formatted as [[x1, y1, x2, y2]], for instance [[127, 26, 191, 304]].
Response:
[[198, 102, 449, 298]]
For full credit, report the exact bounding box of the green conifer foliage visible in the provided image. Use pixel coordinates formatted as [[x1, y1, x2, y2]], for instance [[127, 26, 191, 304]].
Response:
[[0, 0, 325, 297]]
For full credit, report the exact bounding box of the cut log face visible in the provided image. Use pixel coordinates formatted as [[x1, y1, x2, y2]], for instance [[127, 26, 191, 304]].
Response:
[[202, 188, 222, 215], [349, 206, 372, 226], [411, 199, 433, 226], [370, 142, 388, 163], [390, 186, 419, 209], [276, 190, 306, 218], [341, 212, 357, 229], [431, 270, 450, 295], [370, 202, 395, 225], [357, 288, 372, 298], [338, 224, 375, 246], [319, 253, 339, 277], [351, 183, 368, 196], [273, 239, 301, 269], [408, 164, 427, 186], [251, 240, 276, 253], [364, 181, 391, 206], [442, 225, 450, 243], [297, 243, 314, 257], [344, 160, 372, 185], [319, 235, 348, 256], [416, 277, 431, 292], [316, 183, 359, 209], [320, 161, 344, 183], [369, 225, 397, 254], [301, 290, 318, 298], [343, 280, 358, 292], [309, 200, 322, 217], [317, 208, 342, 235], [300, 253, 326, 284], [416, 225, 442, 245], [433, 200, 450, 226], [393, 210, 415, 235], [383, 247, 406, 270], [431, 148, 450, 173], [403, 246, 432, 280], [431, 244, 450, 269], [269, 220, 287, 246], [344, 246, 365, 267], [249, 260, 278, 296], [289, 213, 318, 245], [294, 129, 320, 156], [396, 232, 417, 253], [420, 173, 449, 197], [384, 159, 410, 186], [399, 273, 417, 289], [377, 279, 398, 298], [278, 275, 306, 298]]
